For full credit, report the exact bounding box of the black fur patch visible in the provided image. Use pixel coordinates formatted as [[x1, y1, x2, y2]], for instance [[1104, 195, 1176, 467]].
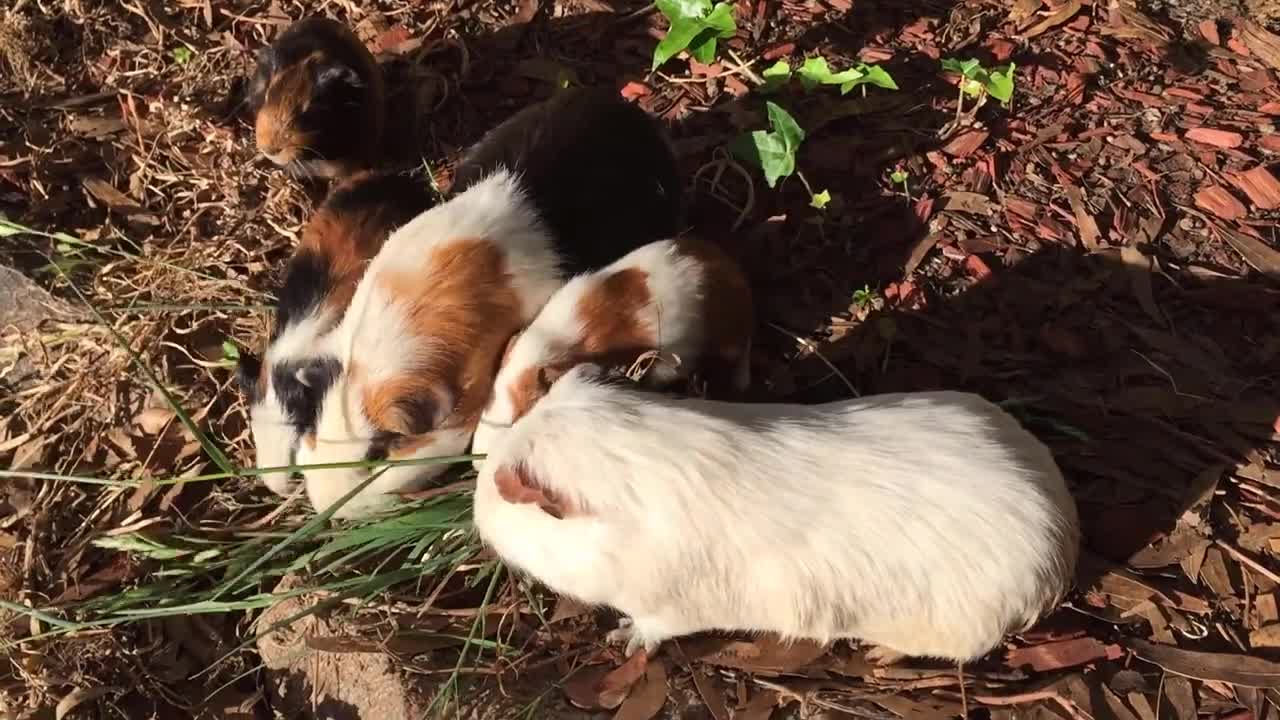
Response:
[[326, 170, 436, 223], [273, 249, 331, 340], [453, 87, 683, 275], [237, 351, 263, 402], [272, 354, 341, 431]]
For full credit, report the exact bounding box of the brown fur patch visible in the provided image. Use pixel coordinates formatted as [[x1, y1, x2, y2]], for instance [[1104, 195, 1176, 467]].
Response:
[[300, 172, 402, 327], [493, 464, 571, 519], [503, 268, 655, 423], [671, 236, 754, 395], [361, 237, 523, 441]]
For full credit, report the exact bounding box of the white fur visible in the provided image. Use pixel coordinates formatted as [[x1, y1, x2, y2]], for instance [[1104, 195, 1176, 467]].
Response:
[[473, 366, 1081, 661], [473, 239, 725, 462], [298, 170, 567, 519], [248, 306, 341, 497]]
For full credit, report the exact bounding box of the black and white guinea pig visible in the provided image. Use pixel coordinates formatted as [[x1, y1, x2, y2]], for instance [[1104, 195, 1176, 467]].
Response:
[[451, 86, 684, 275], [247, 17, 384, 178], [293, 88, 688, 519], [474, 365, 1081, 664], [236, 170, 436, 496]]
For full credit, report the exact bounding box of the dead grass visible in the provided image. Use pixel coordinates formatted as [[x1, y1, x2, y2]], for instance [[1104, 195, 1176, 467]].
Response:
[[1, 0, 1279, 718]]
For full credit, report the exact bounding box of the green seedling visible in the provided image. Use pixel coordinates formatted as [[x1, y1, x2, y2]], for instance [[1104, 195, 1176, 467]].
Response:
[[221, 340, 240, 362], [730, 101, 805, 189], [171, 46, 194, 65], [941, 58, 1016, 114], [760, 57, 897, 95], [652, 0, 736, 71], [890, 168, 910, 198], [852, 284, 879, 311], [809, 189, 832, 210]]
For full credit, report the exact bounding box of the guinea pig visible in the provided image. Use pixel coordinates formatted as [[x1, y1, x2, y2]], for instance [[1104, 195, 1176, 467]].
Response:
[[473, 364, 1081, 663], [293, 90, 686, 519], [236, 170, 436, 496], [451, 86, 683, 274], [295, 169, 568, 519], [247, 17, 384, 178], [471, 236, 753, 463]]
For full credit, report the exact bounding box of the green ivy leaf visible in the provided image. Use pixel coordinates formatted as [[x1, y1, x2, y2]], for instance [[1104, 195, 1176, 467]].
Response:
[[810, 189, 832, 210], [941, 57, 983, 79], [652, 0, 736, 70], [797, 56, 863, 92], [986, 63, 1016, 103], [890, 169, 909, 184], [760, 59, 793, 93], [854, 63, 898, 91], [730, 101, 805, 188]]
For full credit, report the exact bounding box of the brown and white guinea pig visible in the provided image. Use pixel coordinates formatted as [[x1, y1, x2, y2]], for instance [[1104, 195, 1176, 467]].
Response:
[[471, 236, 753, 463], [235, 170, 435, 497], [247, 17, 384, 178], [292, 88, 685, 519], [474, 364, 1081, 663], [451, 87, 683, 274]]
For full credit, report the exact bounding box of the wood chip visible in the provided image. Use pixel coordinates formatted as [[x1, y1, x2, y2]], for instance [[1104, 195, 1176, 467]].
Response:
[[1194, 186, 1248, 220], [82, 178, 143, 212], [1239, 20, 1280, 71], [1126, 639, 1280, 687], [1228, 166, 1280, 209], [1185, 128, 1245, 148], [942, 129, 990, 157], [938, 191, 993, 215]]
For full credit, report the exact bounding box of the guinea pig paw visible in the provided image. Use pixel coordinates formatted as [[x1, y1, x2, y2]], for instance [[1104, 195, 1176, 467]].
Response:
[[606, 618, 663, 658], [863, 645, 906, 666]]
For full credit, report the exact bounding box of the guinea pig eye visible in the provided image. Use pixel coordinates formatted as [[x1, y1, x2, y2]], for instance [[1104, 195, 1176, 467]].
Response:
[[365, 431, 399, 462]]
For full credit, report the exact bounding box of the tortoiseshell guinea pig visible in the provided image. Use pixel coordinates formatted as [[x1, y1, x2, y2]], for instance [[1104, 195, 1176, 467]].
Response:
[[247, 17, 384, 178]]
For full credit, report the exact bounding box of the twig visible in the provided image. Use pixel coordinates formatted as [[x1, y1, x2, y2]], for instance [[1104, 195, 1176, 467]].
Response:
[[1216, 540, 1280, 585], [974, 690, 1092, 720], [768, 322, 859, 398], [725, 49, 763, 85]]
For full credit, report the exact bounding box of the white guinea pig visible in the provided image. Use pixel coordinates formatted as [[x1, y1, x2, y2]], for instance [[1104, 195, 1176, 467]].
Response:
[[473, 365, 1081, 663], [471, 236, 753, 464]]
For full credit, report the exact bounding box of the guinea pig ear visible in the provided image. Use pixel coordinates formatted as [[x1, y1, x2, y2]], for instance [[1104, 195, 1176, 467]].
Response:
[[312, 62, 364, 92], [236, 352, 263, 402], [381, 386, 455, 437], [493, 464, 571, 519]]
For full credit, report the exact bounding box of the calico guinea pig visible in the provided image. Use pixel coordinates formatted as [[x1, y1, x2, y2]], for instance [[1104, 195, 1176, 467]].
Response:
[[293, 89, 685, 519], [247, 17, 384, 178], [473, 364, 1081, 663], [471, 236, 753, 463], [451, 87, 683, 274], [236, 170, 435, 496]]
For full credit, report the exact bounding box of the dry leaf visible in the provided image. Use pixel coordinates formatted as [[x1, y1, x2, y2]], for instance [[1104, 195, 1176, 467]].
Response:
[[1239, 20, 1280, 71], [737, 689, 779, 720], [1119, 245, 1164, 326], [82, 178, 142, 211], [1006, 637, 1123, 671], [1019, 0, 1083, 38], [1159, 676, 1197, 720], [134, 407, 176, 435], [55, 687, 112, 720], [1221, 229, 1280, 281], [1252, 624, 1280, 649], [1065, 185, 1102, 250], [613, 658, 668, 720], [566, 653, 649, 711], [1127, 639, 1280, 687], [698, 636, 828, 674], [1199, 547, 1236, 598], [938, 191, 993, 215], [688, 668, 729, 720], [1098, 683, 1142, 720], [549, 595, 590, 624]]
